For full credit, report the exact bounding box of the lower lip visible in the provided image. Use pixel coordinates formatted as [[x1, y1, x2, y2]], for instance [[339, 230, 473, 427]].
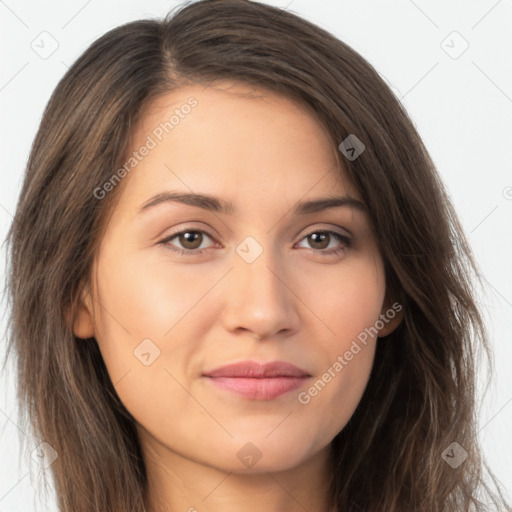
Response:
[[204, 376, 309, 400]]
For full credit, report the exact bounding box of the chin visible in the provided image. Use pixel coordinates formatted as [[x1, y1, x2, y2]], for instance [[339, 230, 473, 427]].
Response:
[[209, 435, 318, 474]]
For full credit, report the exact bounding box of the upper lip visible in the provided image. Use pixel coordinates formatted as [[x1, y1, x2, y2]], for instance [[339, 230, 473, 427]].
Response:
[[203, 361, 311, 378]]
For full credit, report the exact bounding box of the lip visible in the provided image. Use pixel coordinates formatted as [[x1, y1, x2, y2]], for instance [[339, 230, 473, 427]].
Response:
[[203, 361, 311, 400]]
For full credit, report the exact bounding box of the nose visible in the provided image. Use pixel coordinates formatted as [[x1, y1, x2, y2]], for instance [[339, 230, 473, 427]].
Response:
[[220, 243, 301, 341]]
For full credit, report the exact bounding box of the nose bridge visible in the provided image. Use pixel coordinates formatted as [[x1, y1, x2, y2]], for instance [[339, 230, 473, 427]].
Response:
[[238, 242, 282, 299], [222, 235, 299, 339]]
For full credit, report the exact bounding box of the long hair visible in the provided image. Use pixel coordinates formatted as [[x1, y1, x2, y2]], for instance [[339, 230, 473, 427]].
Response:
[[4, 1, 510, 510]]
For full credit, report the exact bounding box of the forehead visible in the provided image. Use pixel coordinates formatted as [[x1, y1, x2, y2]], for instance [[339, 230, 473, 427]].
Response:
[[115, 81, 358, 214]]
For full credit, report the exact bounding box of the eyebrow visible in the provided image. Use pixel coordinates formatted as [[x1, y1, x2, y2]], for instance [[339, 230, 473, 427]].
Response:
[[138, 191, 366, 215]]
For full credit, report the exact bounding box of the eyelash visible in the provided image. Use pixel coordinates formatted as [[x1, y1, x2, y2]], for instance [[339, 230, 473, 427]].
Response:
[[158, 228, 352, 257]]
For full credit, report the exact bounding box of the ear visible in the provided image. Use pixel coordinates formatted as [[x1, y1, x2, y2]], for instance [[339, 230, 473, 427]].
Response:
[[377, 294, 404, 338], [70, 285, 96, 339]]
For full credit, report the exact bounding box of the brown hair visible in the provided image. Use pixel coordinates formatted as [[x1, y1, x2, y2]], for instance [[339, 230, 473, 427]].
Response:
[[4, 1, 511, 511]]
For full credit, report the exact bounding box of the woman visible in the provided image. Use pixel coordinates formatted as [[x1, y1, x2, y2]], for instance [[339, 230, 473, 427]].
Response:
[[4, 0, 510, 511]]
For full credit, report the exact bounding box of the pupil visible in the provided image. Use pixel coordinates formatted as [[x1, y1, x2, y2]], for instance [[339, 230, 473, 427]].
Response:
[[310, 232, 328, 249], [180, 232, 201, 249]]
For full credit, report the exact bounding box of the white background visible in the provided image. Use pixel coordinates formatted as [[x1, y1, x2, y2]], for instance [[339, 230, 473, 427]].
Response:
[[1, 0, 511, 510]]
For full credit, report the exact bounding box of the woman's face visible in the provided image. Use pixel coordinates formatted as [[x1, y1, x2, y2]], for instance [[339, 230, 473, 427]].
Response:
[[74, 82, 400, 474]]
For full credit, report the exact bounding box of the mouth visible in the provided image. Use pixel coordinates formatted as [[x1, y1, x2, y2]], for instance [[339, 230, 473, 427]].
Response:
[[202, 361, 312, 400]]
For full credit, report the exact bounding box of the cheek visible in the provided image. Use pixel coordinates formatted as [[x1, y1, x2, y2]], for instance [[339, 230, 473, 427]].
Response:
[[296, 344, 376, 449], [302, 251, 385, 342], [90, 249, 219, 422], [297, 320, 378, 447], [92, 247, 216, 351], [293, 256, 383, 435]]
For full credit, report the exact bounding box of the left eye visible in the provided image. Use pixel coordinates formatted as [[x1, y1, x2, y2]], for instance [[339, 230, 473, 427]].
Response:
[[295, 230, 351, 255], [159, 229, 351, 256]]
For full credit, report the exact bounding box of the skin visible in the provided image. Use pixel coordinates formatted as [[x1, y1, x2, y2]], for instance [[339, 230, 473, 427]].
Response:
[[73, 81, 402, 512]]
